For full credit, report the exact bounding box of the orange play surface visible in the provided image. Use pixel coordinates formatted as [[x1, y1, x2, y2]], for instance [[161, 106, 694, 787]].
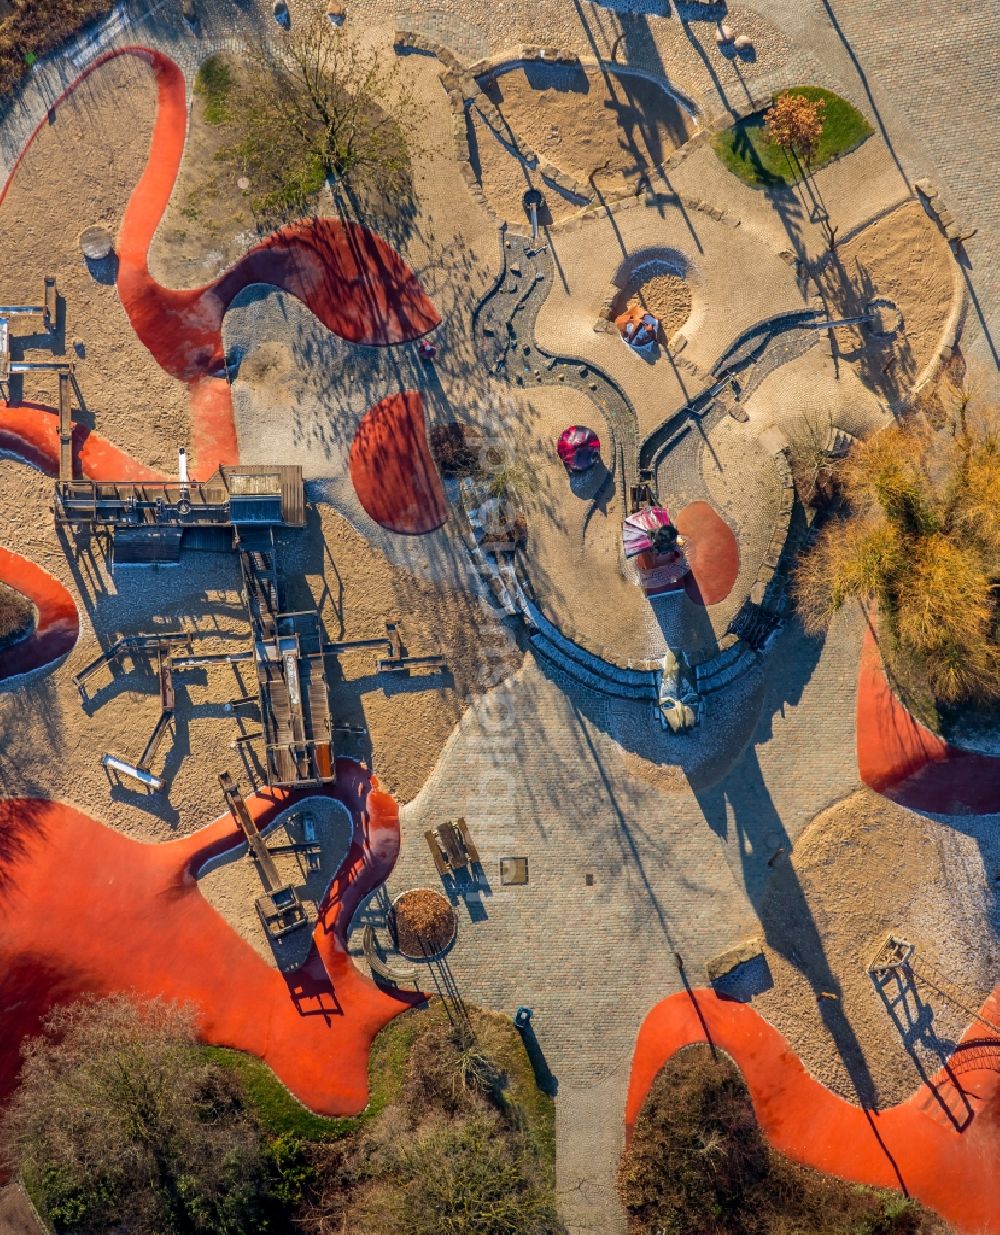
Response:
[[856, 623, 1000, 814], [0, 764, 421, 1116], [349, 391, 448, 534], [0, 46, 442, 502], [674, 500, 740, 606], [626, 987, 1000, 1234]]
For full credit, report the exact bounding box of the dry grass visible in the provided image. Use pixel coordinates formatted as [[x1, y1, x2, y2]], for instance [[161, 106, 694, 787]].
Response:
[[619, 1045, 952, 1235], [793, 413, 1000, 707], [0, 0, 111, 97], [0, 581, 33, 651]]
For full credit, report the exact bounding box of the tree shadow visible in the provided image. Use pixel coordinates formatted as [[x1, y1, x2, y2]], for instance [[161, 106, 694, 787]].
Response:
[[687, 623, 886, 1112]]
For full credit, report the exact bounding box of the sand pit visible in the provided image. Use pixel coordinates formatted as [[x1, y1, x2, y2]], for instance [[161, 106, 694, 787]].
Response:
[[279, 501, 524, 805], [621, 270, 692, 341], [752, 787, 1000, 1109], [479, 62, 695, 192], [469, 108, 582, 228], [816, 201, 957, 402]]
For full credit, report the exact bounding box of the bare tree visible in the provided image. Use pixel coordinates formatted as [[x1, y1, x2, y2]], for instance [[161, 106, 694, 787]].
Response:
[[0, 995, 268, 1235], [226, 11, 420, 225]]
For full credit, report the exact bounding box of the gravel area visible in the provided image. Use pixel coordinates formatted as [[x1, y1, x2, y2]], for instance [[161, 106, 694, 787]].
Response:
[[754, 788, 1000, 1109]]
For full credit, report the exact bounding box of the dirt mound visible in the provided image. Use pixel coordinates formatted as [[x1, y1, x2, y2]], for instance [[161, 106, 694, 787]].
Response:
[[393, 888, 457, 958], [239, 341, 293, 388], [753, 787, 1000, 1106], [816, 201, 956, 404]]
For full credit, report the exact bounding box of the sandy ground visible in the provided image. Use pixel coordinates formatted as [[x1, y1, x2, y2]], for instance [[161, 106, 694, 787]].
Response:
[[0, 460, 521, 836], [754, 788, 1000, 1108], [149, 53, 263, 289], [816, 201, 957, 405], [623, 272, 692, 342], [479, 62, 695, 193], [0, 54, 190, 472], [197, 796, 354, 970], [469, 107, 582, 228], [0, 464, 254, 841], [279, 500, 523, 805], [493, 384, 675, 661]]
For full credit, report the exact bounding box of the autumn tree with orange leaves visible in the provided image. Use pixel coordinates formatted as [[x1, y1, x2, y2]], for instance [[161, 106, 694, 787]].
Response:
[[764, 92, 827, 172]]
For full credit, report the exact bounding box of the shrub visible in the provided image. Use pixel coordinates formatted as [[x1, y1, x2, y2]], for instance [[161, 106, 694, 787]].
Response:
[[793, 412, 1000, 708], [0, 1, 112, 99], [619, 1045, 952, 1235], [0, 996, 271, 1235], [0, 581, 34, 650]]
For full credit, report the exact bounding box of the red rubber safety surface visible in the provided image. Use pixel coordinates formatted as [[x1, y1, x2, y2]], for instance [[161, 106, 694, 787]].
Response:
[[0, 549, 78, 681], [349, 391, 448, 534], [0, 763, 422, 1118], [0, 402, 162, 482], [856, 624, 1000, 815], [626, 988, 1000, 1235], [673, 500, 740, 607]]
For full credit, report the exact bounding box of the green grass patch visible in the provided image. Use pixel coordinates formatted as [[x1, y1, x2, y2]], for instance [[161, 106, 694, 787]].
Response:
[[713, 86, 873, 188], [202, 1000, 556, 1174], [202, 1046, 357, 1141], [194, 53, 233, 125]]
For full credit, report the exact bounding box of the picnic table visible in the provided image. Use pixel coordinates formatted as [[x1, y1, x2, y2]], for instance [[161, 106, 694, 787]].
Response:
[[424, 817, 480, 876]]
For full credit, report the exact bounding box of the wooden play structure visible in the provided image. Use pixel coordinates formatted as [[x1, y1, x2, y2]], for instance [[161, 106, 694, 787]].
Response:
[[0, 278, 64, 398], [219, 771, 309, 940], [869, 934, 1000, 1037], [45, 282, 442, 794], [77, 633, 254, 791], [238, 532, 336, 788]]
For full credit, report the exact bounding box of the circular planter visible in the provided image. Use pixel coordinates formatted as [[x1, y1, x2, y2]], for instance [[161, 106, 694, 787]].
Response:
[[391, 887, 457, 960]]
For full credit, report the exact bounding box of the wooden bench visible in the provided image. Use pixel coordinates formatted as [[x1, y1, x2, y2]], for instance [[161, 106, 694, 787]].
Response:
[[425, 827, 452, 876]]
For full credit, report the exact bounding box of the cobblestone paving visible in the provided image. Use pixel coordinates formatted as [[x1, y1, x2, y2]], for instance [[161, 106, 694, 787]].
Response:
[[365, 605, 865, 1231]]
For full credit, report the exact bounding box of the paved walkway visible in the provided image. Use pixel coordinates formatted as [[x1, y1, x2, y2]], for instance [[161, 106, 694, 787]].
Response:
[[365, 604, 864, 1230]]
